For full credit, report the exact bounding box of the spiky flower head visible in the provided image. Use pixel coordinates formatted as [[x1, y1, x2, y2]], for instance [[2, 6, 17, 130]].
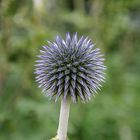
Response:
[[35, 33, 106, 103]]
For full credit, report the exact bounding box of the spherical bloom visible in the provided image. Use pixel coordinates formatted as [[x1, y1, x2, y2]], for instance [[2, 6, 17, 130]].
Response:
[[35, 33, 106, 103]]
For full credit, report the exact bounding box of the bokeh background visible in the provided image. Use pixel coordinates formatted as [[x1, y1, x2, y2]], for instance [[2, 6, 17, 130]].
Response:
[[0, 0, 140, 140]]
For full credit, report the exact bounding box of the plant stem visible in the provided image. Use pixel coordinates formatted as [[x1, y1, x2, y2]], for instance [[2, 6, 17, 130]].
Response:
[[57, 97, 70, 140]]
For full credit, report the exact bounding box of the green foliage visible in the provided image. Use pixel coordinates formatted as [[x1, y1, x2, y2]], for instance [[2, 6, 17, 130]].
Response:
[[0, 0, 140, 140]]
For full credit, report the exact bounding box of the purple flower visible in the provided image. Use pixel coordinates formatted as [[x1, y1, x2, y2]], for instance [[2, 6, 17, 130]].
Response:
[[35, 33, 106, 103]]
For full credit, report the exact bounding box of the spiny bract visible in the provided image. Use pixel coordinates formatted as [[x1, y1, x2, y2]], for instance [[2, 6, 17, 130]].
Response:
[[35, 33, 106, 103]]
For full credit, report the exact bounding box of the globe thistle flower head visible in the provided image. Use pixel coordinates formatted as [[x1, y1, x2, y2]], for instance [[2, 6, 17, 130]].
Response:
[[35, 33, 106, 103]]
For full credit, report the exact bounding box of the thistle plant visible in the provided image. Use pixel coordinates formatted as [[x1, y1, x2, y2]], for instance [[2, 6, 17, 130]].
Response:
[[35, 33, 106, 140]]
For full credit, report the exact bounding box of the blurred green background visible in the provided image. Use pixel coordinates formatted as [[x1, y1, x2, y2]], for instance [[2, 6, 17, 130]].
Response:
[[0, 0, 140, 140]]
